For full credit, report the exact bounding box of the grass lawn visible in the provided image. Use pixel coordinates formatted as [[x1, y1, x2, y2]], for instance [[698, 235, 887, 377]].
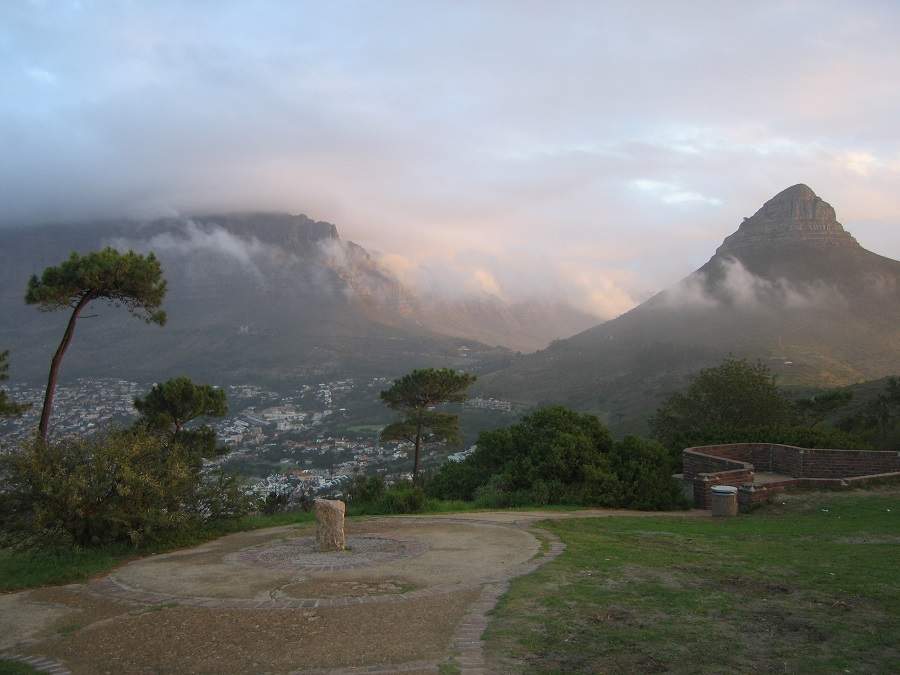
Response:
[[486, 488, 900, 674], [0, 660, 40, 674]]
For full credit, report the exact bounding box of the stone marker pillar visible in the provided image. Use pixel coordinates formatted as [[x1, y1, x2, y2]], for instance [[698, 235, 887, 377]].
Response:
[[314, 499, 346, 551]]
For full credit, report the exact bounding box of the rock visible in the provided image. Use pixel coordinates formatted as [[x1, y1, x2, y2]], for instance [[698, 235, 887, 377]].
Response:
[[314, 499, 345, 552], [717, 184, 860, 254]]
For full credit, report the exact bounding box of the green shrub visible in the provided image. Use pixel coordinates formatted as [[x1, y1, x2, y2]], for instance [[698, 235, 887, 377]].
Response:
[[0, 427, 249, 548], [197, 470, 253, 521], [261, 491, 290, 515], [378, 484, 426, 514], [649, 358, 871, 464], [429, 406, 686, 510], [0, 657, 42, 674], [346, 473, 386, 504], [424, 460, 482, 501], [472, 481, 533, 509], [650, 358, 795, 459], [766, 425, 870, 451], [473, 476, 513, 508], [608, 436, 689, 510], [527, 479, 556, 506], [344, 475, 426, 515]]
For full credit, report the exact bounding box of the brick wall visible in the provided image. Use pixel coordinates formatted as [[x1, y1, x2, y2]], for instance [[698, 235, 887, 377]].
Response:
[[683, 446, 756, 508], [739, 472, 900, 510], [682, 443, 784, 478], [683, 443, 900, 509], [693, 469, 754, 508], [771, 444, 801, 475], [738, 479, 799, 508], [683, 446, 754, 479], [796, 449, 900, 478], [685, 444, 900, 480]]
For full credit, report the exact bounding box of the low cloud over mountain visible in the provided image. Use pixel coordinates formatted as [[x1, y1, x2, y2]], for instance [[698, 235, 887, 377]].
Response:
[[0, 212, 597, 385], [4, 3, 900, 320]]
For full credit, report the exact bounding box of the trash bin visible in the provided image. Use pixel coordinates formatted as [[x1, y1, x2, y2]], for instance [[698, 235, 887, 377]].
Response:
[[710, 485, 738, 517]]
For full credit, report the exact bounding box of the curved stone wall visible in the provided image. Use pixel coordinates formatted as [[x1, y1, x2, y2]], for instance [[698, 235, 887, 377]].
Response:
[[682, 443, 900, 509]]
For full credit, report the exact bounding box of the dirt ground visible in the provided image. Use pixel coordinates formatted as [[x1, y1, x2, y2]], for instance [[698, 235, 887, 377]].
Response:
[[1, 508, 705, 674]]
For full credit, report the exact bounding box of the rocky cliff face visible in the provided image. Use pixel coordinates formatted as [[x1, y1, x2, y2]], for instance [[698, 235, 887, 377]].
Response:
[[717, 184, 859, 254]]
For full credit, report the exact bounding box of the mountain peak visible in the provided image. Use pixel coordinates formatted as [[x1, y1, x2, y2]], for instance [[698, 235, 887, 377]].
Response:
[[769, 182, 816, 200], [717, 184, 858, 254], [761, 183, 829, 220]]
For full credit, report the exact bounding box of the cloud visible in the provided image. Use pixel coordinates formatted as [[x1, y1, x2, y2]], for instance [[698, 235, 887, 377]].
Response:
[[24, 66, 56, 85], [470, 269, 504, 299], [375, 248, 637, 318], [836, 151, 880, 177], [662, 257, 845, 311], [2, 1, 900, 321], [108, 220, 284, 283], [631, 179, 723, 206]]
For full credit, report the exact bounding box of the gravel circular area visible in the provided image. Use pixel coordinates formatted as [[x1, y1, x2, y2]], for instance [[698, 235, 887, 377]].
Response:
[[11, 509, 708, 673], [225, 535, 428, 571]]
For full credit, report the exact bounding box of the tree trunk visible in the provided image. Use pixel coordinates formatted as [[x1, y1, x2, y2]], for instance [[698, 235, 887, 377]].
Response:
[[38, 294, 92, 442], [412, 414, 423, 484]]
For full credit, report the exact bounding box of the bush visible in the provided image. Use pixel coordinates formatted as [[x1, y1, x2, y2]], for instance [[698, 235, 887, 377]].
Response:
[[424, 460, 482, 501], [378, 484, 426, 514], [344, 474, 426, 515], [0, 427, 249, 548], [649, 358, 871, 464], [608, 437, 689, 510], [346, 473, 386, 504], [197, 471, 253, 521], [261, 491, 290, 515], [650, 358, 795, 460], [472, 482, 533, 509], [428, 406, 686, 510]]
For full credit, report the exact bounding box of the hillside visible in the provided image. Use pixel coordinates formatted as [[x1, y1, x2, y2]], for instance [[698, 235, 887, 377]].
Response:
[[0, 214, 519, 384], [480, 184, 900, 433]]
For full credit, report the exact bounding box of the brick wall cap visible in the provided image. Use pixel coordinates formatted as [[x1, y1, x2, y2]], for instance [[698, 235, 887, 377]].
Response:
[[684, 443, 897, 455]]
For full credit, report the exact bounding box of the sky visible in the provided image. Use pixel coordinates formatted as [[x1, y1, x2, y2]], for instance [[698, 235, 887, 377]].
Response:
[[3, 0, 900, 319]]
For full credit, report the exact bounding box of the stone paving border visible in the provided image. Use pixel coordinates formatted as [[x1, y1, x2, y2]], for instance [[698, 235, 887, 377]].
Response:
[[0, 652, 72, 674], [446, 526, 566, 675], [293, 659, 439, 674], [88, 572, 465, 610], [225, 535, 429, 571]]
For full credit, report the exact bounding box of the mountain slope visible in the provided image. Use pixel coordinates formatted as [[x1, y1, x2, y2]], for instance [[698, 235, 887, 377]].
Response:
[[0, 214, 515, 384], [406, 296, 598, 353], [480, 184, 900, 432], [314, 227, 598, 351]]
